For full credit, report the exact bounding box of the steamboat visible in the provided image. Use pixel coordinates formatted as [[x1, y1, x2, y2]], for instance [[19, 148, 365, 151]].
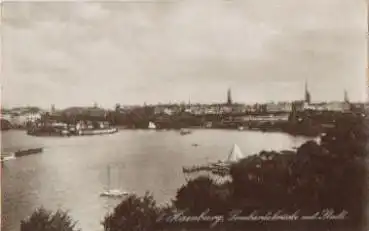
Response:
[[27, 121, 118, 137]]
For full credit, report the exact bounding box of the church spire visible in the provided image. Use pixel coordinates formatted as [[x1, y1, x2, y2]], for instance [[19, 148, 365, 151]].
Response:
[[227, 88, 232, 105], [344, 89, 349, 103], [304, 81, 311, 104]]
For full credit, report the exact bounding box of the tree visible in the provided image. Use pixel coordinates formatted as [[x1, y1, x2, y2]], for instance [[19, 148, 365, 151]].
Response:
[[102, 192, 161, 231], [230, 152, 295, 210], [20, 207, 79, 231], [173, 176, 231, 215]]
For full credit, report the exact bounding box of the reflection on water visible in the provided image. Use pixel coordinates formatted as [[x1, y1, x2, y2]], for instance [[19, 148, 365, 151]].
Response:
[[1, 129, 311, 231]]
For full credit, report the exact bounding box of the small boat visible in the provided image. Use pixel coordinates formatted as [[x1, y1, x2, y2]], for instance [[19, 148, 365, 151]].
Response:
[[237, 126, 244, 131], [61, 130, 70, 136], [100, 189, 129, 197], [14, 148, 43, 157], [78, 127, 118, 136], [1, 153, 15, 163], [192, 143, 199, 147], [180, 128, 192, 135], [148, 121, 156, 130], [100, 165, 129, 198]]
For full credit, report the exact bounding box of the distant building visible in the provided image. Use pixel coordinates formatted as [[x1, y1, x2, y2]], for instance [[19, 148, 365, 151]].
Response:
[[238, 114, 290, 122], [51, 104, 56, 113], [10, 112, 41, 127], [326, 102, 351, 112], [266, 102, 293, 113], [350, 103, 365, 112], [220, 105, 233, 114], [0, 113, 12, 122], [62, 107, 106, 118], [304, 102, 351, 112], [153, 105, 181, 115], [231, 104, 248, 113], [163, 108, 174, 115], [292, 101, 305, 112]]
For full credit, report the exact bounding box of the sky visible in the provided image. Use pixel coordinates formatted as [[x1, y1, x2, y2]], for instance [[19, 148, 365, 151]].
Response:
[[1, 0, 367, 109]]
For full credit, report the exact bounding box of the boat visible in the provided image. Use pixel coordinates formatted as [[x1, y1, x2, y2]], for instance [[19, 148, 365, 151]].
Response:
[[28, 121, 118, 137], [100, 189, 129, 197], [237, 126, 244, 131], [226, 144, 244, 163], [1, 153, 16, 163], [61, 129, 70, 136], [180, 128, 192, 135], [148, 121, 156, 129], [78, 127, 118, 136], [100, 165, 129, 198], [27, 126, 68, 137], [14, 148, 43, 157], [182, 144, 244, 175]]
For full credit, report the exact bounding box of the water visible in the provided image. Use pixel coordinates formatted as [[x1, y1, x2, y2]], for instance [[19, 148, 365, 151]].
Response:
[[1, 129, 311, 231]]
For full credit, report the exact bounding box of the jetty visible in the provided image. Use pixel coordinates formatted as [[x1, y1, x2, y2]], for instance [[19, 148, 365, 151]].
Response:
[[14, 148, 43, 157], [182, 144, 244, 183], [1, 147, 43, 163]]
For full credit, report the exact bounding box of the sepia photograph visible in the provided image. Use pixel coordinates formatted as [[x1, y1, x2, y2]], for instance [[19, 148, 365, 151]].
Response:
[[1, 0, 368, 231]]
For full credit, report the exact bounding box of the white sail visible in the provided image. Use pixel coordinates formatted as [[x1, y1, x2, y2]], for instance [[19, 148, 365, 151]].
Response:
[[148, 121, 156, 129], [226, 144, 244, 163]]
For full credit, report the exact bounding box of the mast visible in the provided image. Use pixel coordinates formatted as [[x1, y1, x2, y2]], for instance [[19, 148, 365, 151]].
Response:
[[107, 165, 111, 191]]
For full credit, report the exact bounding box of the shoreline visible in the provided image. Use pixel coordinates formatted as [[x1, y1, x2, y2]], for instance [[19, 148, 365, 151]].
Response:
[[2, 126, 320, 138]]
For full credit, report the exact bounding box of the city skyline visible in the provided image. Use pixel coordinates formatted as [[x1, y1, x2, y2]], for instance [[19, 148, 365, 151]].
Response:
[[1, 0, 367, 109], [0, 85, 359, 111]]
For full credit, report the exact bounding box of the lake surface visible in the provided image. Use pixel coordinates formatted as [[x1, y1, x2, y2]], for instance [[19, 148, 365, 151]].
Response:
[[1, 129, 312, 231]]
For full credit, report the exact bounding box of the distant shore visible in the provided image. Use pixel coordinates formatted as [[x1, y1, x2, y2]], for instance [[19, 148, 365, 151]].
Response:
[[2, 124, 322, 138], [115, 124, 322, 138]]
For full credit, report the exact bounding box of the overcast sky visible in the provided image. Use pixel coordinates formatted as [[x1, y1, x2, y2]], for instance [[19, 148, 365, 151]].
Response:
[[1, 0, 367, 109]]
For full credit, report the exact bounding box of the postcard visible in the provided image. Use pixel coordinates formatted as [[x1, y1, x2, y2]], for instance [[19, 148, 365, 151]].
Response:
[[1, 0, 367, 231]]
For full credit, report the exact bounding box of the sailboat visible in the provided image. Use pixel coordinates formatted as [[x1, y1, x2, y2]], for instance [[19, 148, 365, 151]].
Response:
[[211, 144, 244, 167], [180, 128, 192, 135], [226, 144, 244, 163], [148, 121, 156, 129], [182, 144, 244, 183], [183, 144, 244, 173], [100, 165, 129, 198]]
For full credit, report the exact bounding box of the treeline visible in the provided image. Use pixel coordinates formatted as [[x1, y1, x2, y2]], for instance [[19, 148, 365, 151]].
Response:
[[20, 114, 368, 231]]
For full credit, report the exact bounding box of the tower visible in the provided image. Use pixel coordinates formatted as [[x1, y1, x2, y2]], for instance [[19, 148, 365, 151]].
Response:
[[304, 81, 311, 104], [51, 104, 55, 113], [227, 88, 232, 105], [344, 90, 349, 103], [115, 103, 121, 112]]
